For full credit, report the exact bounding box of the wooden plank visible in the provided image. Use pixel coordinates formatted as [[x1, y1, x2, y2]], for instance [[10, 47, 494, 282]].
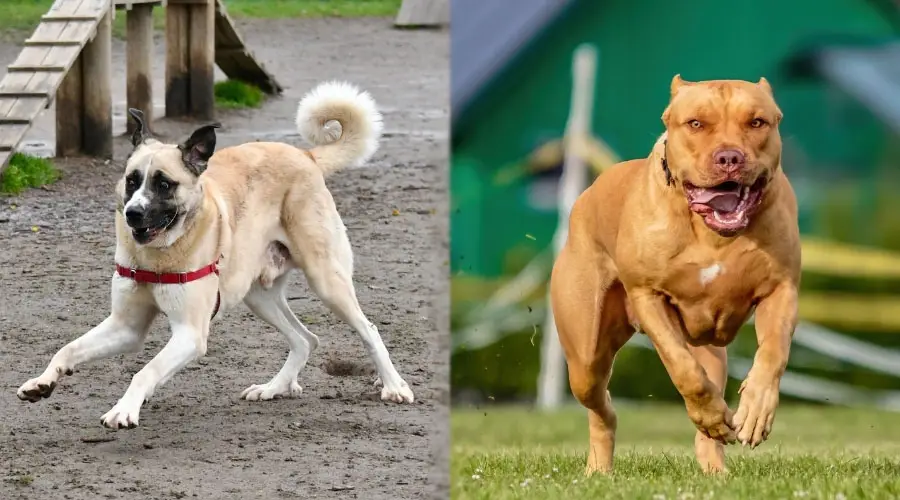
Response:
[[188, 0, 215, 120], [73, 0, 110, 17], [25, 71, 65, 96], [165, 3, 190, 117], [0, 73, 37, 94], [56, 54, 83, 157], [7, 66, 68, 73], [0, 92, 51, 99], [114, 0, 163, 8], [0, 125, 30, 149], [11, 47, 51, 67], [3, 98, 47, 123], [81, 9, 112, 158], [126, 4, 154, 133], [42, 15, 104, 22], [24, 40, 83, 47], [29, 22, 67, 43], [60, 19, 99, 43], [48, 0, 88, 16], [212, 0, 282, 94], [0, 99, 16, 117], [0, 151, 11, 173]]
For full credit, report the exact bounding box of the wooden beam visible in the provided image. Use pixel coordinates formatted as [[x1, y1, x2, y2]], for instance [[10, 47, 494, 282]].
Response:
[[56, 55, 84, 157], [165, 3, 190, 117], [81, 8, 113, 158], [126, 3, 154, 134], [188, 0, 215, 120]]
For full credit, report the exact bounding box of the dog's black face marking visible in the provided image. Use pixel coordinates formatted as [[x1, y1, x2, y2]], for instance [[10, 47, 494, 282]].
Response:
[[125, 169, 182, 245], [123, 170, 143, 206]]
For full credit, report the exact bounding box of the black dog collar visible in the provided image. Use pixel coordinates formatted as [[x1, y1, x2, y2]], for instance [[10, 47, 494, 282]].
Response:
[[661, 139, 675, 186]]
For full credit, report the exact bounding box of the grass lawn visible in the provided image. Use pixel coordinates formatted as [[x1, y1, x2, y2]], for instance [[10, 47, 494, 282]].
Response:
[[452, 404, 900, 499], [0, 0, 402, 34]]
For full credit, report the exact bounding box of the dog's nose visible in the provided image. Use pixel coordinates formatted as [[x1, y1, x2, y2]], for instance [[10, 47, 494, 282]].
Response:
[[125, 207, 144, 227], [713, 149, 746, 171]]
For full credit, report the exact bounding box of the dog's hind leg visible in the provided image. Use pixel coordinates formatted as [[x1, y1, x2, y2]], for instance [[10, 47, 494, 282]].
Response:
[[689, 344, 728, 473], [17, 281, 158, 403], [551, 248, 633, 474], [285, 186, 413, 404], [241, 274, 320, 401]]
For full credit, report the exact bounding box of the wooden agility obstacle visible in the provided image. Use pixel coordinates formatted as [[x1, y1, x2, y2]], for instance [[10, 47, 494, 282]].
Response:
[[0, 0, 282, 172], [394, 0, 449, 28]]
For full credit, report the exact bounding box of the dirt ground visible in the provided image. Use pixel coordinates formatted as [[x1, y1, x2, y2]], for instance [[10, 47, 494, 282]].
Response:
[[0, 17, 448, 500]]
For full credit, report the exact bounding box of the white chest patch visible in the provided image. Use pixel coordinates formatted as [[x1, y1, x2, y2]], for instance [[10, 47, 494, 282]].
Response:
[[699, 263, 723, 286]]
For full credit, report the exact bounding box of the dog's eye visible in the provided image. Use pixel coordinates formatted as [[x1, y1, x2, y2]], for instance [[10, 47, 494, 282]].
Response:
[[750, 118, 767, 128], [687, 119, 703, 129], [160, 181, 170, 191]]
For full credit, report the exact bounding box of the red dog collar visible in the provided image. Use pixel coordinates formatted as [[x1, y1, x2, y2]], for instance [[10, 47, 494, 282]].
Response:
[[115, 261, 219, 284], [115, 260, 221, 318]]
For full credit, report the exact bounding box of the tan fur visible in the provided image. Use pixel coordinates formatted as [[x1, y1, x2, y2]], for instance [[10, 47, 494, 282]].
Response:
[[550, 76, 800, 474]]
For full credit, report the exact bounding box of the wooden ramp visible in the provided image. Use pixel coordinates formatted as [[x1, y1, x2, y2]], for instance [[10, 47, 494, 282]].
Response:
[[214, 0, 282, 94], [0, 0, 109, 171]]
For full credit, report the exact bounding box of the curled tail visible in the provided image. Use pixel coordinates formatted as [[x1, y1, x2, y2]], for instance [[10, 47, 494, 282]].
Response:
[[295, 81, 384, 174]]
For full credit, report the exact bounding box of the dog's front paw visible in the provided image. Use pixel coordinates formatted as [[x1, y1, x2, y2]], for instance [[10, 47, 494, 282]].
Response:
[[380, 380, 414, 404], [240, 379, 303, 401], [17, 376, 59, 403], [686, 397, 736, 445], [100, 400, 142, 429], [733, 376, 780, 448]]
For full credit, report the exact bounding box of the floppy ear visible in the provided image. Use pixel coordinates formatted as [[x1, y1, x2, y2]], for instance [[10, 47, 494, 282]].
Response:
[[757, 77, 774, 96], [178, 123, 221, 176], [128, 108, 151, 147]]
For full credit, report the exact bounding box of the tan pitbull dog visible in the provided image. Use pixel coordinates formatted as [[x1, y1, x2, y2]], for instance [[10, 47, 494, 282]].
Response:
[[550, 75, 800, 473]]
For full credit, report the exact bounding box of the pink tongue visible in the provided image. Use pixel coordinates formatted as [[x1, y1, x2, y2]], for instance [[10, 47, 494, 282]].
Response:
[[707, 194, 740, 212], [690, 185, 742, 213]]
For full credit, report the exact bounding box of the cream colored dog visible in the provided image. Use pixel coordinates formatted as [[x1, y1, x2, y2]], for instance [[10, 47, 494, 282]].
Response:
[[17, 81, 414, 428], [551, 75, 800, 473]]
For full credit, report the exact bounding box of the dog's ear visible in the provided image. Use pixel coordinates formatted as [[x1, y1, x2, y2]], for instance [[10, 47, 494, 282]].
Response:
[[757, 77, 774, 96], [670, 74, 692, 97], [128, 108, 151, 147], [178, 123, 221, 176]]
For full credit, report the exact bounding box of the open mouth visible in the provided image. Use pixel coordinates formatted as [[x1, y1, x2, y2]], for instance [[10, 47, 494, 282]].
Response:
[[131, 226, 164, 244], [684, 177, 767, 235]]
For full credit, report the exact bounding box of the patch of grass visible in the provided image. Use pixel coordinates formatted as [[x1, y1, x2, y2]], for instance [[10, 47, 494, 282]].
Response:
[[214, 79, 264, 109], [452, 404, 900, 499], [224, 0, 402, 18], [0, 0, 401, 36], [0, 153, 59, 195], [5, 474, 34, 486]]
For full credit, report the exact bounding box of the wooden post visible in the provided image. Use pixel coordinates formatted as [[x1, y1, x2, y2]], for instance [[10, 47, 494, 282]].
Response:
[[56, 55, 83, 157], [165, 3, 190, 117], [536, 44, 598, 411], [126, 4, 154, 134], [189, 0, 215, 120], [166, 0, 215, 120], [81, 8, 113, 158]]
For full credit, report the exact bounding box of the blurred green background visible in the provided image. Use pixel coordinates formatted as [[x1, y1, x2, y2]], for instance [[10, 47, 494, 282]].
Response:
[[451, 0, 900, 406]]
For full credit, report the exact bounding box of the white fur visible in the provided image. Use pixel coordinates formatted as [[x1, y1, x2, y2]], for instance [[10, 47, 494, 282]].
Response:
[[699, 263, 723, 286], [123, 160, 151, 213], [295, 81, 384, 172]]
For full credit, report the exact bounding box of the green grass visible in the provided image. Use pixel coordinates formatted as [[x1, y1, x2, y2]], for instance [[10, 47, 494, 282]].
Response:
[[0, 153, 59, 195], [214, 79, 264, 109], [452, 404, 900, 499], [0, 0, 402, 34]]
